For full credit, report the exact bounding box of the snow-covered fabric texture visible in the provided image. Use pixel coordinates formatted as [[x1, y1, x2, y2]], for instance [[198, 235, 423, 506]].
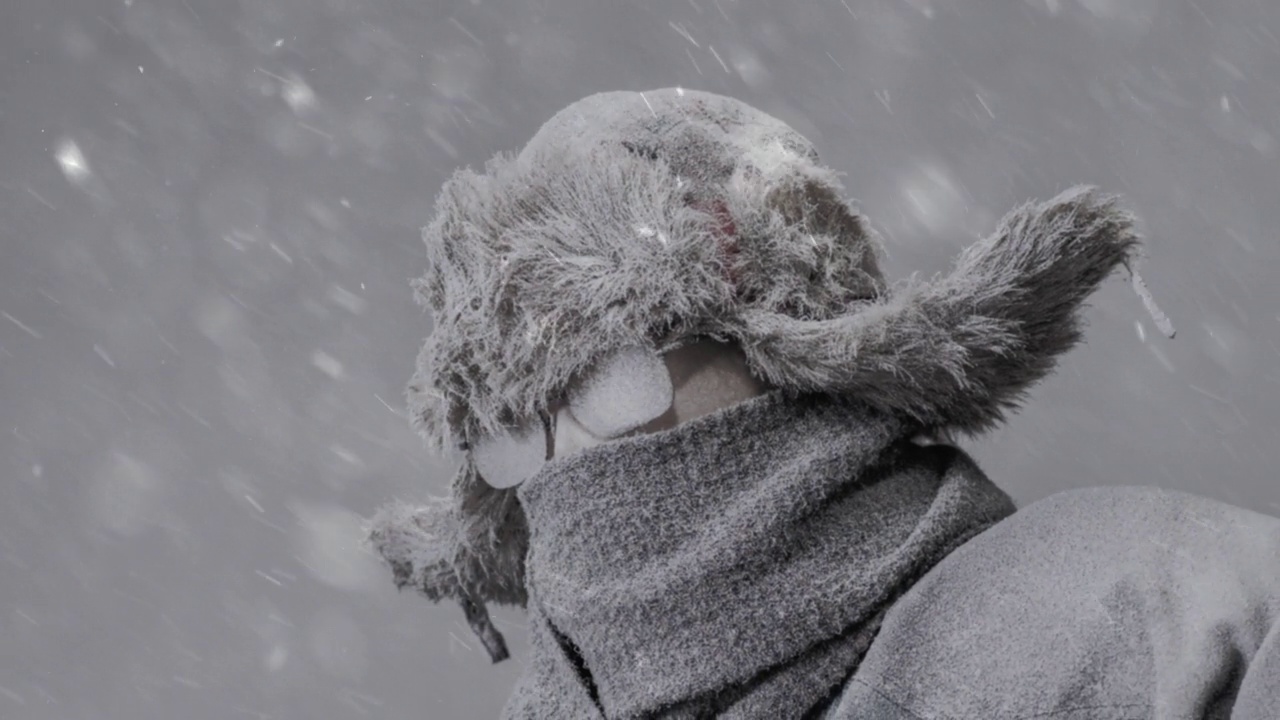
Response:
[[825, 486, 1280, 719], [367, 464, 527, 660], [504, 390, 1016, 718], [369, 88, 1141, 659]]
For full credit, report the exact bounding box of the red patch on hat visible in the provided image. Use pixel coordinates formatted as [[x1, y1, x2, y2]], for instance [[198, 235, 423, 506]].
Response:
[[693, 197, 741, 289]]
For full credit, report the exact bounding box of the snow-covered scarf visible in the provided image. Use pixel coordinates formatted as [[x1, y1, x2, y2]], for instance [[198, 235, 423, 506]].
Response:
[[503, 389, 1016, 718]]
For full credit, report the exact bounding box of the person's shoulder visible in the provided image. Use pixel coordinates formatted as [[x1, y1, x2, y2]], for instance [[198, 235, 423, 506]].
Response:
[[827, 486, 1280, 719], [998, 484, 1280, 554], [1015, 483, 1274, 522], [909, 484, 1280, 615]]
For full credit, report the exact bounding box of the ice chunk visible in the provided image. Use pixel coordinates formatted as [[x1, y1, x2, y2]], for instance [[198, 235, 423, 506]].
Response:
[[472, 421, 545, 489], [568, 346, 673, 439]]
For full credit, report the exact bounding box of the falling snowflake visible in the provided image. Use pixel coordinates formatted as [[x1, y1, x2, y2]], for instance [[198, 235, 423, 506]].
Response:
[[312, 350, 344, 379], [281, 73, 316, 114], [54, 139, 91, 183]]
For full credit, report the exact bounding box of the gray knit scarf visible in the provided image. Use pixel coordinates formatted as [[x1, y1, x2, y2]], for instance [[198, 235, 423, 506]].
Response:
[[503, 390, 1016, 719]]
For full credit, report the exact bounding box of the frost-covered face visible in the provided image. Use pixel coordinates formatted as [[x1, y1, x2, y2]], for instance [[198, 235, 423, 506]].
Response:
[[471, 340, 766, 489]]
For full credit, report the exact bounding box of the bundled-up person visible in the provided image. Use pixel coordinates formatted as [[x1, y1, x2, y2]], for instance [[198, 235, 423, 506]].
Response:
[[369, 88, 1280, 719]]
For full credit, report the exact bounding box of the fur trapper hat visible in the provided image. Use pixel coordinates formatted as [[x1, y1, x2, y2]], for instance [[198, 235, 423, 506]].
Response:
[[368, 88, 1146, 661]]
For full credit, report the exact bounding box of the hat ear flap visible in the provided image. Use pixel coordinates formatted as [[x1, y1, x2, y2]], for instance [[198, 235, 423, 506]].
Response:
[[449, 457, 530, 608], [737, 186, 1140, 436], [367, 458, 530, 662]]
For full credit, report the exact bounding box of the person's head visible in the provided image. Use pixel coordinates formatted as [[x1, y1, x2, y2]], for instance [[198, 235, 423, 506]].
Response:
[[374, 88, 1144, 661], [408, 88, 886, 490]]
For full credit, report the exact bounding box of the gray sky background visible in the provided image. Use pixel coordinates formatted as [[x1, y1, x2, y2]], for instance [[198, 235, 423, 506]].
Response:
[[2, 0, 1278, 718]]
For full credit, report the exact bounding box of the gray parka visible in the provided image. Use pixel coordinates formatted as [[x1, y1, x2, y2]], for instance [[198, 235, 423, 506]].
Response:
[[827, 483, 1280, 720]]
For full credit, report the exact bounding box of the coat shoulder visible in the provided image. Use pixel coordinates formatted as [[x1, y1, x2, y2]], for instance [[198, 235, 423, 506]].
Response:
[[826, 486, 1280, 720]]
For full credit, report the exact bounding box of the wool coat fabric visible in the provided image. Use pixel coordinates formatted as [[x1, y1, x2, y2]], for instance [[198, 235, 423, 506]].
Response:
[[505, 393, 1280, 720], [823, 485, 1280, 720]]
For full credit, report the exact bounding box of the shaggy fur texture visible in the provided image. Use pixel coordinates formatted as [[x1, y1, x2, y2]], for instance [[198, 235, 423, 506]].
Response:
[[369, 88, 1141, 661], [406, 90, 886, 452], [367, 461, 529, 626], [740, 185, 1140, 435]]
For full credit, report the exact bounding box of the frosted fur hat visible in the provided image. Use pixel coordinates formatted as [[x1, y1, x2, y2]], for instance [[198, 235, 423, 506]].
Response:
[[369, 88, 1154, 661]]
